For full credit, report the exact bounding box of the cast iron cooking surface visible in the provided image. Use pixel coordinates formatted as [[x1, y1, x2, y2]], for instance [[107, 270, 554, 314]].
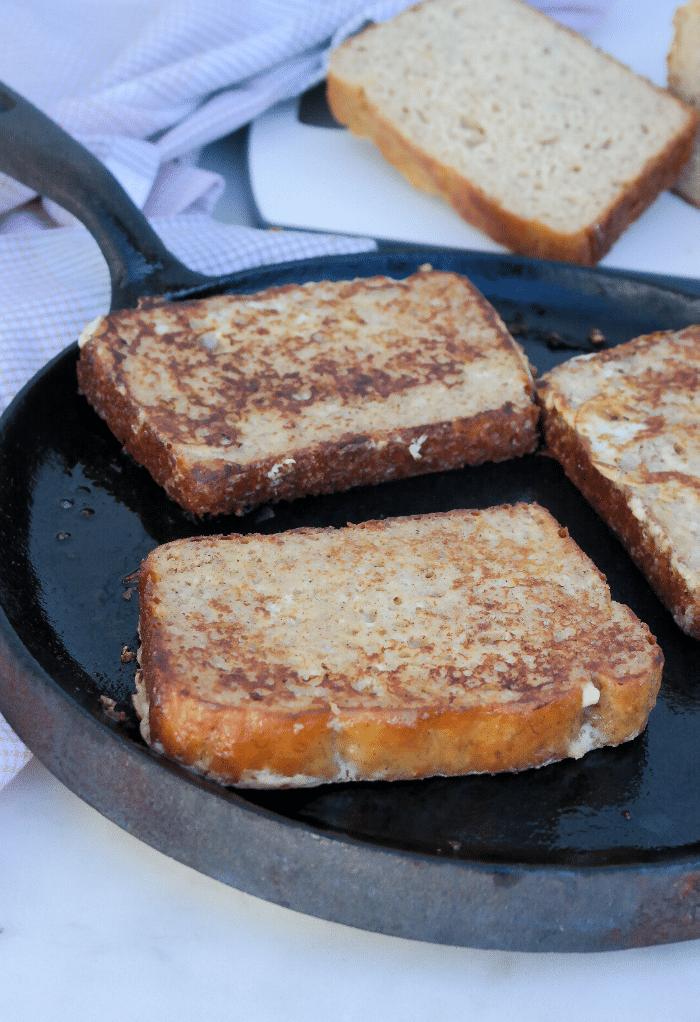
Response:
[[2, 250, 700, 873]]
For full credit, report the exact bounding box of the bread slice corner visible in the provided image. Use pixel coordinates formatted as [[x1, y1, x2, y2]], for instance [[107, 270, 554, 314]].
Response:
[[668, 0, 700, 207], [538, 325, 700, 639]]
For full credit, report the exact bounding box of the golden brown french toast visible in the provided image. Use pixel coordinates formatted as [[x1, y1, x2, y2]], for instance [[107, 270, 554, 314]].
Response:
[[134, 504, 663, 788], [538, 325, 700, 639], [76, 270, 538, 516]]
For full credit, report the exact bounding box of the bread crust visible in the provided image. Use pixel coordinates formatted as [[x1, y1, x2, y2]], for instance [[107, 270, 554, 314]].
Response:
[[327, 71, 697, 265], [326, 0, 699, 265], [538, 399, 699, 637], [537, 329, 700, 639], [135, 505, 663, 788], [77, 271, 539, 516]]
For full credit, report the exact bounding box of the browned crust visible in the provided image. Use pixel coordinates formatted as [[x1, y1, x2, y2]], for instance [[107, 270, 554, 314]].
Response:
[[76, 274, 540, 516], [140, 676, 657, 787], [326, 58, 699, 265], [537, 390, 700, 639], [136, 509, 663, 787], [78, 358, 539, 516], [138, 595, 661, 788]]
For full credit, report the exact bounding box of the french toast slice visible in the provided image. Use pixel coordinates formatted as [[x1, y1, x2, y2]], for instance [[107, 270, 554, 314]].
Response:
[[76, 270, 538, 516], [134, 504, 663, 788], [538, 326, 700, 639]]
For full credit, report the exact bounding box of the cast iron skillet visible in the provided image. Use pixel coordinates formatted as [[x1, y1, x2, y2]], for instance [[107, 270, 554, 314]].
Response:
[[1, 83, 700, 953]]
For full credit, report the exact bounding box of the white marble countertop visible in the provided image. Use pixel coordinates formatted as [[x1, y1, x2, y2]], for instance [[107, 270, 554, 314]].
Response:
[[4, 2, 700, 1017], [3, 757, 700, 1022]]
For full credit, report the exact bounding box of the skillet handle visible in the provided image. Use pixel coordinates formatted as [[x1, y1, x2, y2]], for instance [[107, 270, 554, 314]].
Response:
[[0, 81, 210, 310]]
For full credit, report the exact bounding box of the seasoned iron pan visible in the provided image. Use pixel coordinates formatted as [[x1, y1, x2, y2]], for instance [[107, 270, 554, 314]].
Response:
[[1, 83, 700, 952]]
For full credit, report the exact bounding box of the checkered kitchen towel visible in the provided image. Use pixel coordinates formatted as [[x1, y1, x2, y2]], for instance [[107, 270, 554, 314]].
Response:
[[0, 0, 612, 789]]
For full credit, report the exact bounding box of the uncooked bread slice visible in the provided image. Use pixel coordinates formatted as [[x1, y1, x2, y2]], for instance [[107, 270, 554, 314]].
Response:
[[327, 0, 698, 263], [668, 0, 700, 206]]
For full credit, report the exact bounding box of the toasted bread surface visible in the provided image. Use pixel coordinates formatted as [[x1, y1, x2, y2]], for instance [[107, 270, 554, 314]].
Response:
[[76, 270, 538, 515], [134, 504, 662, 788], [538, 326, 700, 638], [327, 0, 698, 264]]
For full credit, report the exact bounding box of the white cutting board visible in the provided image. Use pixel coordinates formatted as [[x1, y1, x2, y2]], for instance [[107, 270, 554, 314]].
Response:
[[248, 0, 700, 278]]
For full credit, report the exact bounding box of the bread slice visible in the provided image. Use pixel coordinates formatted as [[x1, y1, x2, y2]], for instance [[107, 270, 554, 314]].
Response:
[[327, 0, 699, 264], [76, 269, 538, 516], [538, 326, 700, 639], [668, 0, 700, 206], [133, 504, 663, 788]]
